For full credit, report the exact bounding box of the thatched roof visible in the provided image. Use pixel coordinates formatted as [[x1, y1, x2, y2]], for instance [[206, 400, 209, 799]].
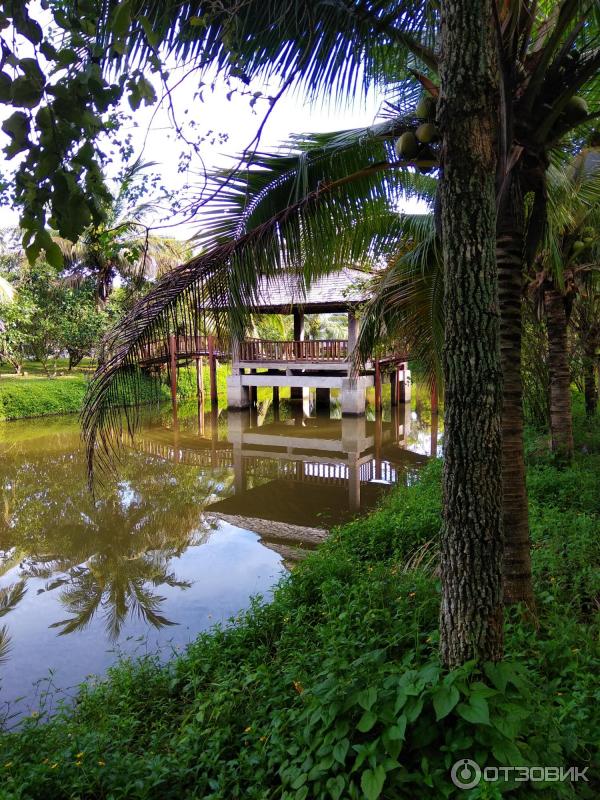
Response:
[[237, 267, 371, 313]]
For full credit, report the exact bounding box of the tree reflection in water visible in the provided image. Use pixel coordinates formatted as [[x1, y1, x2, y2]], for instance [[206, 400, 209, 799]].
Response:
[[0, 418, 233, 648]]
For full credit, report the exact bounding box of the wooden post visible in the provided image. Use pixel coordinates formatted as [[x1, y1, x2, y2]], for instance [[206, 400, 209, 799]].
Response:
[[273, 385, 280, 420], [208, 335, 218, 408], [168, 333, 178, 424], [375, 412, 382, 480], [390, 369, 398, 407], [374, 358, 382, 413]]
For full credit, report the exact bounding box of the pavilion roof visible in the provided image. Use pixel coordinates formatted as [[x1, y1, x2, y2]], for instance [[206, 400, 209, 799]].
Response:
[[240, 267, 371, 313]]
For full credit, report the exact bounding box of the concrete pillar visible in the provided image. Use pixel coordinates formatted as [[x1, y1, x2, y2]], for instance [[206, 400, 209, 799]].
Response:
[[399, 365, 412, 403], [347, 310, 358, 349], [400, 399, 412, 445], [341, 377, 369, 416], [291, 309, 305, 400], [227, 375, 250, 409], [315, 386, 330, 411]]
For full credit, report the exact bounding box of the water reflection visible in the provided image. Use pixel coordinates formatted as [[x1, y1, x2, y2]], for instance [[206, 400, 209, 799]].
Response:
[[0, 394, 441, 717]]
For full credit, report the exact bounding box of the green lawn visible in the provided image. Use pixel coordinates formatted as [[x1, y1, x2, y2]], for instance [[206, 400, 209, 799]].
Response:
[[0, 361, 235, 421], [1, 395, 597, 799]]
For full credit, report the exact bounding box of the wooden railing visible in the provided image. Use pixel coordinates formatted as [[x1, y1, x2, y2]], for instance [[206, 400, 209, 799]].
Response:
[[239, 338, 349, 362], [140, 334, 228, 364]]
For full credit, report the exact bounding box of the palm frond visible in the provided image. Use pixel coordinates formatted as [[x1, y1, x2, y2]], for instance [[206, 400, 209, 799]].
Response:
[[357, 212, 443, 391], [195, 118, 436, 250], [92, 1, 439, 100]]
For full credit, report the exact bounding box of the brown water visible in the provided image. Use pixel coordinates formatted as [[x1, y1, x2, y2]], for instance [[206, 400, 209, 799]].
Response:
[[0, 394, 440, 722]]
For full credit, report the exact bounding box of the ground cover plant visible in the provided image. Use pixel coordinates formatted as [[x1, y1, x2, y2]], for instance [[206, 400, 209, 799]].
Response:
[[0, 397, 597, 799]]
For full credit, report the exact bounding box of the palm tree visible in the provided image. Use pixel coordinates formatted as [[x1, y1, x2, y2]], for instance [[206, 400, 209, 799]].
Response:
[[528, 160, 600, 461], [78, 1, 599, 661], [56, 161, 189, 306]]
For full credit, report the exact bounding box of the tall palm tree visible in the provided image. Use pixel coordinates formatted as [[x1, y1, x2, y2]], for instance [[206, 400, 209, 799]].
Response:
[[528, 160, 600, 461], [56, 161, 189, 306]]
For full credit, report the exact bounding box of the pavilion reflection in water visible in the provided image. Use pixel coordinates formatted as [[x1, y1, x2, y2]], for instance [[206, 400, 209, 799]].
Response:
[[137, 402, 430, 567]]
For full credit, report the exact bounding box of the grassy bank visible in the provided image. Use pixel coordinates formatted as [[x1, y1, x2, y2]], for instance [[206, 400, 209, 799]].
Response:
[[1, 402, 598, 799], [0, 361, 233, 421]]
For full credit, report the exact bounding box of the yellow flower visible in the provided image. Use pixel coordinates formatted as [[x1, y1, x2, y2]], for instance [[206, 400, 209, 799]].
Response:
[[75, 761, 82, 768], [98, 760, 106, 767], [293, 680, 304, 694], [50, 763, 59, 770], [76, 752, 85, 759], [4, 762, 12, 769], [42, 758, 49, 765], [244, 726, 252, 733]]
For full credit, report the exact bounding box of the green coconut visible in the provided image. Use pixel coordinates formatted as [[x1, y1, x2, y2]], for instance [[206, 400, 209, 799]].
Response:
[[572, 240, 585, 254], [564, 96, 589, 121], [415, 95, 436, 120], [415, 122, 439, 144], [583, 237, 594, 245], [395, 132, 419, 160]]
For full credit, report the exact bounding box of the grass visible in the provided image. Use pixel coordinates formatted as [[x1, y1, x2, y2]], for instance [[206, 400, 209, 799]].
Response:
[[0, 400, 598, 799], [0, 361, 234, 421]]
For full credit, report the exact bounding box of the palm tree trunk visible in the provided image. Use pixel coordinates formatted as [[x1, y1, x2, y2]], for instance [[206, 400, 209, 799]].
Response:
[[438, 0, 504, 668], [496, 190, 534, 607], [583, 347, 597, 417], [545, 287, 574, 461]]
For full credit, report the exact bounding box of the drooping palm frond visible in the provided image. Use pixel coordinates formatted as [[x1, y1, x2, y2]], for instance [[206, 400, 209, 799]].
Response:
[[357, 212, 443, 391], [0, 581, 27, 617], [0, 625, 10, 664], [195, 120, 436, 250]]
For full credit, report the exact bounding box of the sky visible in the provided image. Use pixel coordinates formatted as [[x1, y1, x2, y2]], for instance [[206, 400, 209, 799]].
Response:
[[0, 61, 401, 242], [0, 8, 427, 246]]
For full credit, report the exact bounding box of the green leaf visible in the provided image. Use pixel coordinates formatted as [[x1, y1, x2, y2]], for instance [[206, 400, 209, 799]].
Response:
[[432, 685, 460, 720], [386, 715, 407, 740], [483, 662, 514, 693], [332, 738, 349, 764], [2, 111, 30, 158], [326, 775, 345, 800], [357, 687, 378, 711], [361, 765, 386, 800], [357, 710, 378, 733], [11, 76, 43, 109], [44, 240, 64, 270], [457, 695, 490, 726], [137, 76, 157, 106], [110, 0, 132, 39], [0, 71, 11, 102]]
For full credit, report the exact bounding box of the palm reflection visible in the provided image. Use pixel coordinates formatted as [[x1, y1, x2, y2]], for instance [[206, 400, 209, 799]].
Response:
[[0, 429, 224, 641]]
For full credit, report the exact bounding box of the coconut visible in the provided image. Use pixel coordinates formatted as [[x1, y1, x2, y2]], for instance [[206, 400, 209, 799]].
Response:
[[395, 132, 419, 160], [572, 240, 585, 254], [415, 95, 436, 120], [583, 237, 594, 245], [564, 96, 589, 121], [416, 122, 439, 144]]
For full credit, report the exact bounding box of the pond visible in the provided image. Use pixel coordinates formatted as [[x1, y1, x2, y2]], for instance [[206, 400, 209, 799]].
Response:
[[0, 393, 440, 723]]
